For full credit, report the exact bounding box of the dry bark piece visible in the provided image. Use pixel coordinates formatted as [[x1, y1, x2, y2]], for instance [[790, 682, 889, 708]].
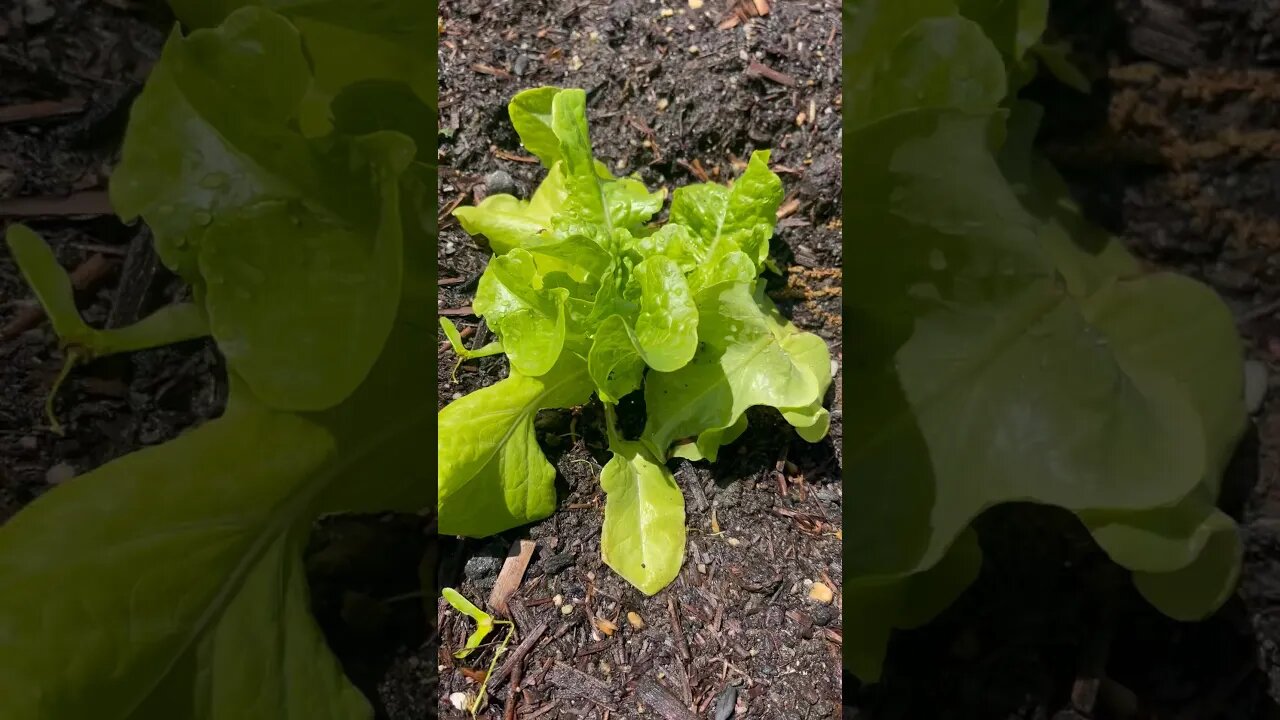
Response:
[[488, 539, 536, 617], [667, 596, 691, 661], [0, 191, 113, 218], [0, 98, 85, 124], [545, 661, 617, 711], [489, 620, 548, 690], [744, 61, 796, 87], [637, 679, 695, 720]]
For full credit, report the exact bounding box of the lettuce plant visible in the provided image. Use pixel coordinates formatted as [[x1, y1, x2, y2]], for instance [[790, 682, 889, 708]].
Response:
[[845, 0, 1248, 680], [437, 87, 834, 594], [0, 3, 434, 718]]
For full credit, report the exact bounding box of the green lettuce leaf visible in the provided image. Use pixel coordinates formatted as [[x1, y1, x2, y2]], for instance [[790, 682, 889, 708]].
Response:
[[854, 15, 1007, 129], [668, 151, 782, 271], [0, 3, 438, 717], [644, 282, 826, 457], [586, 255, 699, 401], [600, 433, 686, 595], [453, 163, 569, 255], [165, 0, 432, 128], [472, 249, 570, 377], [0, 389, 389, 720], [438, 356, 595, 537], [508, 86, 562, 166], [844, 95, 1245, 679], [112, 7, 415, 411]]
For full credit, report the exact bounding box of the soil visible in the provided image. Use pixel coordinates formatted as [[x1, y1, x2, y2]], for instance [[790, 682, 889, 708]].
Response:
[[848, 2, 1280, 719], [436, 0, 843, 718], [0, 1, 434, 718]]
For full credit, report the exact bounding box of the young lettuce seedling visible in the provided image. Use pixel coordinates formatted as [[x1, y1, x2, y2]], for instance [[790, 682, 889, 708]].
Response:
[[437, 87, 833, 595], [442, 587, 514, 717]]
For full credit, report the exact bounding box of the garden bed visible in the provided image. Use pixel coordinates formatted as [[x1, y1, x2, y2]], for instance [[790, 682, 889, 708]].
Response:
[[436, 0, 843, 717]]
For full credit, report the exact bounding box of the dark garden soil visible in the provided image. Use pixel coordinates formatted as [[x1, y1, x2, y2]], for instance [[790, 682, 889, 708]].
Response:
[[0, 1, 434, 718], [436, 0, 843, 718], [849, 2, 1280, 719]]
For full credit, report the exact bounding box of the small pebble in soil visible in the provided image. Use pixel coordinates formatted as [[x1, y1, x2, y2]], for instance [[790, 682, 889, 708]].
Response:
[[483, 169, 517, 197], [810, 604, 835, 626], [463, 555, 503, 590], [713, 684, 739, 720], [543, 550, 575, 575], [449, 692, 469, 711], [561, 603, 574, 615], [45, 462, 76, 485], [808, 582, 834, 604], [627, 611, 645, 629]]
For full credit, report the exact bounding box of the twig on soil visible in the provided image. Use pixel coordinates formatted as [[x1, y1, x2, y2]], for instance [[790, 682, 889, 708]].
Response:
[[772, 507, 827, 535], [676, 159, 709, 183], [502, 658, 522, 720], [777, 197, 801, 220], [493, 149, 538, 164], [666, 596, 692, 662], [668, 656, 694, 708], [489, 620, 548, 689], [523, 701, 561, 720], [438, 193, 467, 225], [0, 191, 113, 218], [471, 62, 511, 78], [67, 242, 127, 256], [574, 638, 615, 658], [0, 98, 86, 124], [744, 61, 796, 87], [439, 306, 476, 317], [626, 115, 663, 162]]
